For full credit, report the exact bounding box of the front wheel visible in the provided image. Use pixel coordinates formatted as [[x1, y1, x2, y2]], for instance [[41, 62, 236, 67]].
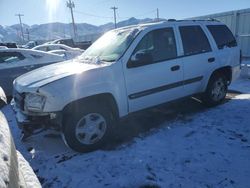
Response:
[[201, 74, 228, 107], [62, 103, 114, 152]]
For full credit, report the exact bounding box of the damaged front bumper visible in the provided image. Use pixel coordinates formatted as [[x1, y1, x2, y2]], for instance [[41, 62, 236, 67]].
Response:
[[12, 101, 62, 132]]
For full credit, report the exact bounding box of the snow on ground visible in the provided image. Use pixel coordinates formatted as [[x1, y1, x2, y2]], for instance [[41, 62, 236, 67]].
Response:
[[231, 78, 250, 93], [0, 112, 12, 188], [2, 78, 250, 188]]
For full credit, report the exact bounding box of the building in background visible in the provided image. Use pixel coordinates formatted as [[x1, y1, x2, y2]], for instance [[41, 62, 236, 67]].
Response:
[[192, 8, 250, 60]]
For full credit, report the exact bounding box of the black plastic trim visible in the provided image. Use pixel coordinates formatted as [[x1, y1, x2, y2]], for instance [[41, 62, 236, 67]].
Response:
[[128, 76, 203, 99]]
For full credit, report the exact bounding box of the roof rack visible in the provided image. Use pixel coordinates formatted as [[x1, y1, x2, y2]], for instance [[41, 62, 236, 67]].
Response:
[[167, 18, 220, 22]]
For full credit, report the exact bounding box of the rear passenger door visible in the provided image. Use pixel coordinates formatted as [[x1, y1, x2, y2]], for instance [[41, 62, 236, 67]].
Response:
[[177, 25, 216, 95]]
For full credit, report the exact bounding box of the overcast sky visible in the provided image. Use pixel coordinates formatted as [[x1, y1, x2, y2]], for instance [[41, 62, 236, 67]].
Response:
[[0, 0, 249, 26]]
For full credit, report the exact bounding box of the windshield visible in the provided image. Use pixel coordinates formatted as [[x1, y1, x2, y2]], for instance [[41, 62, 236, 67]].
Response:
[[80, 28, 140, 62]]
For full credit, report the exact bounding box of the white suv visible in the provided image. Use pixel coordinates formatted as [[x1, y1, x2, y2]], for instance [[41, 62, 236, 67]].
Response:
[[13, 20, 241, 152]]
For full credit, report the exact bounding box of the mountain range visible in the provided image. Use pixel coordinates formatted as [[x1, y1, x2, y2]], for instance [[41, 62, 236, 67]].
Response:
[[0, 17, 158, 43]]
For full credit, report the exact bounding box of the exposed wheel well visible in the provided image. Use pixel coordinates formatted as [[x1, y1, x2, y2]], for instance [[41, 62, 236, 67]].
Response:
[[210, 66, 232, 84], [62, 93, 119, 122]]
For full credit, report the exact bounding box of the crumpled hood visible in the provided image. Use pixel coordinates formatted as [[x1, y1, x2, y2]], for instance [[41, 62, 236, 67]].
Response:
[[14, 60, 107, 92]]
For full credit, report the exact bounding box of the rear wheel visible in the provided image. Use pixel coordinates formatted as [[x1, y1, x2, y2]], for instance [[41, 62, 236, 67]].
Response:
[[62, 102, 114, 152], [202, 74, 228, 107]]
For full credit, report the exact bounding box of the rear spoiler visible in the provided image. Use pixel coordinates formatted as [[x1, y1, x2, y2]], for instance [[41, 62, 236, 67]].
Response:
[[0, 87, 7, 108]]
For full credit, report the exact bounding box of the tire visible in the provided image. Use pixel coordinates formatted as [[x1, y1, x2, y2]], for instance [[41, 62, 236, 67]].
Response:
[[62, 102, 115, 152], [201, 73, 228, 107]]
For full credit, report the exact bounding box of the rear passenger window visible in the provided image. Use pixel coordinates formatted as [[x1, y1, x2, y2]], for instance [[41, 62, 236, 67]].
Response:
[[179, 26, 211, 56], [207, 25, 237, 49]]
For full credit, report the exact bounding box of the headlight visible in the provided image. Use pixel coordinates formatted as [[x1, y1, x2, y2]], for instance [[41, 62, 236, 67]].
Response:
[[24, 93, 46, 112]]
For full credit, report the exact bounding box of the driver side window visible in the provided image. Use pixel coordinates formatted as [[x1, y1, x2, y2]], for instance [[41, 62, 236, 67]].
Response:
[[134, 32, 154, 54], [129, 28, 177, 68]]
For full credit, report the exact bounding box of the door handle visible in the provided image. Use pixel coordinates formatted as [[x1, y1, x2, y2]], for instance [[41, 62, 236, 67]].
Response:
[[171, 65, 180, 71], [208, 57, 215, 63]]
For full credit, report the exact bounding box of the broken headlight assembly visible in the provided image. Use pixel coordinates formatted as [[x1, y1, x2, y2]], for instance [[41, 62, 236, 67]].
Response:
[[24, 93, 46, 112]]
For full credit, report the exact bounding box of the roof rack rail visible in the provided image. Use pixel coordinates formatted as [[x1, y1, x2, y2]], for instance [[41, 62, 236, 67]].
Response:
[[166, 19, 220, 22], [183, 18, 220, 22], [207, 17, 220, 22]]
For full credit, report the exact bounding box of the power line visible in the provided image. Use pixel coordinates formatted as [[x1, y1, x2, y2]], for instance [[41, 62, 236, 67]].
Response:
[[15, 13, 24, 43], [93, 0, 114, 6], [135, 9, 157, 18], [117, 9, 157, 20], [74, 10, 112, 19], [111, 6, 118, 29], [67, 0, 78, 40]]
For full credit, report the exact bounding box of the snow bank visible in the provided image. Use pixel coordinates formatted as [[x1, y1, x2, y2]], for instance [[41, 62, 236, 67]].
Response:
[[0, 111, 41, 188], [0, 111, 11, 187], [17, 151, 41, 188]]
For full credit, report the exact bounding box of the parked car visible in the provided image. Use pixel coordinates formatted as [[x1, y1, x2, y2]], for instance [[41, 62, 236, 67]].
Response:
[[50, 38, 75, 47], [21, 41, 38, 49], [46, 38, 92, 50], [0, 48, 65, 97], [0, 87, 41, 188], [12, 20, 241, 152], [0, 43, 17, 48], [33, 44, 84, 59]]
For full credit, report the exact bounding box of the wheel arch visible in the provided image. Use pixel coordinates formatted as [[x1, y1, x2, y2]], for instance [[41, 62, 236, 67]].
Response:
[[62, 93, 120, 124], [210, 66, 232, 84], [202, 66, 232, 93]]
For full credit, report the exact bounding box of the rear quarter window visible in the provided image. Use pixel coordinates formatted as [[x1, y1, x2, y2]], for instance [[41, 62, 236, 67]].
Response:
[[179, 25, 211, 56], [207, 25, 237, 49]]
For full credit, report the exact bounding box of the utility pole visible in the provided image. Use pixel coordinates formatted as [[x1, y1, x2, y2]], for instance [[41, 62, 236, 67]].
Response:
[[67, 0, 77, 40], [111, 6, 118, 29], [15, 13, 25, 43], [26, 28, 30, 41], [156, 8, 160, 22]]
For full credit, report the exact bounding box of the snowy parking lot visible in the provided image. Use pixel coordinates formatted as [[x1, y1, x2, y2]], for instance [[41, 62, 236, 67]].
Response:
[[2, 78, 250, 188]]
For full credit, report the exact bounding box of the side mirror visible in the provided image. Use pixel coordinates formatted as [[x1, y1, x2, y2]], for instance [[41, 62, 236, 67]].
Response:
[[0, 87, 7, 108], [128, 51, 153, 68]]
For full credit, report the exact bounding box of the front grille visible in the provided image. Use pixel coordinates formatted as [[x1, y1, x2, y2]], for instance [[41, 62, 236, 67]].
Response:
[[13, 90, 24, 111]]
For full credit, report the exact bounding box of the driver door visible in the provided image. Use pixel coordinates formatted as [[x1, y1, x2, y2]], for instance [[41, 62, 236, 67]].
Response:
[[123, 27, 185, 113]]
